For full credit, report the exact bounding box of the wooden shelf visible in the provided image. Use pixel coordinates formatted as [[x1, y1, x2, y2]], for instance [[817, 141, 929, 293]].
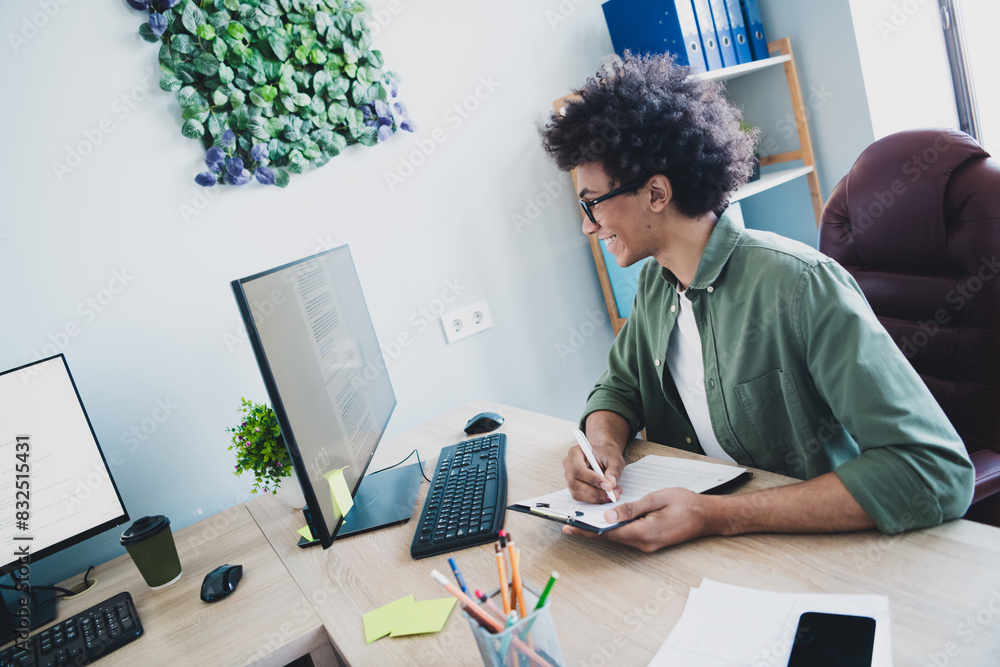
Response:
[[731, 165, 814, 202]]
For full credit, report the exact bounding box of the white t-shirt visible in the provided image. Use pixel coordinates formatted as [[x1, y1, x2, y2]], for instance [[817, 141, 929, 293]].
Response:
[[664, 287, 736, 463]]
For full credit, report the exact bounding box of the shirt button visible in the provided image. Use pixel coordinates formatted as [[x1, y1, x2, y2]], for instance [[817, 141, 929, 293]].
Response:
[[706, 286, 714, 293], [670, 305, 676, 313], [654, 359, 661, 367], [685, 437, 692, 444], [709, 379, 716, 388]]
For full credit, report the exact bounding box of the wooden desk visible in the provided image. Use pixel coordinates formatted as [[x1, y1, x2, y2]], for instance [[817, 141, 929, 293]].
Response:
[[53, 504, 334, 666], [248, 400, 1000, 665]]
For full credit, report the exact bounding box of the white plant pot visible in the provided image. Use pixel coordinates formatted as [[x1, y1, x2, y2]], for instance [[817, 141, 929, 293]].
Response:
[[272, 478, 307, 510]]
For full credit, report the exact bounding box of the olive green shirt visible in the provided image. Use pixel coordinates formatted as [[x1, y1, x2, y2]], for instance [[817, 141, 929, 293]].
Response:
[[583, 212, 974, 533]]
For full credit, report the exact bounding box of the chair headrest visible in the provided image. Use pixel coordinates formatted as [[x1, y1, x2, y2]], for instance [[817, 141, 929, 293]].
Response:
[[820, 129, 992, 271]]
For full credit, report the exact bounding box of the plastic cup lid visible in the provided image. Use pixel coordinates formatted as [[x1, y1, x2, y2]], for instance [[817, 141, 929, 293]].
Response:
[[120, 515, 171, 546]]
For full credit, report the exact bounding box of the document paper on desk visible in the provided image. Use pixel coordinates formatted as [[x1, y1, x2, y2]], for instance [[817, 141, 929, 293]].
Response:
[[510, 455, 747, 531], [649, 579, 892, 666]]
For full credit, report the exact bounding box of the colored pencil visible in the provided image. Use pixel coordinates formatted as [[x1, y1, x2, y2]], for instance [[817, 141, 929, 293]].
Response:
[[495, 543, 511, 614], [431, 570, 554, 667], [534, 571, 560, 611], [509, 537, 528, 617], [448, 556, 468, 594]]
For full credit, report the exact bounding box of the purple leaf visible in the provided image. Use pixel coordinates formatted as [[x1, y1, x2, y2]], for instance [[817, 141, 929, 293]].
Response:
[[226, 169, 252, 186], [364, 119, 377, 127], [221, 129, 236, 151], [378, 125, 393, 143], [374, 100, 392, 127], [205, 146, 225, 169], [154, 0, 180, 9], [360, 105, 375, 122], [389, 79, 399, 98], [250, 143, 269, 162], [400, 119, 416, 132], [195, 172, 217, 187], [255, 166, 276, 185], [148, 13, 167, 38], [125, 0, 150, 10], [225, 157, 244, 178], [393, 101, 409, 118]]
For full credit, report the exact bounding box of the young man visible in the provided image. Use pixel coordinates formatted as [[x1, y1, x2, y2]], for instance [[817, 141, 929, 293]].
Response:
[[541, 54, 974, 553]]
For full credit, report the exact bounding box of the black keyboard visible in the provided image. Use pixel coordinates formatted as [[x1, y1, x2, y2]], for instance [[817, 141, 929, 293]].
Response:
[[410, 433, 507, 559], [0, 592, 143, 667]]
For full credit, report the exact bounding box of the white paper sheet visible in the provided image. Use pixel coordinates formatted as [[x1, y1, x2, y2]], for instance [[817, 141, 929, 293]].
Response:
[[649, 579, 892, 666], [513, 455, 747, 530]]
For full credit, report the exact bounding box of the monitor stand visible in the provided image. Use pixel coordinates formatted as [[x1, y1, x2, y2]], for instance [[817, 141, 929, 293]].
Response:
[[297, 462, 423, 548]]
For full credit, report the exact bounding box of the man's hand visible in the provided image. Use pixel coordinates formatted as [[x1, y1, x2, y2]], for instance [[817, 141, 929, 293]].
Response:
[[561, 472, 876, 553], [566, 411, 631, 503], [562, 442, 625, 504], [562, 488, 716, 552]]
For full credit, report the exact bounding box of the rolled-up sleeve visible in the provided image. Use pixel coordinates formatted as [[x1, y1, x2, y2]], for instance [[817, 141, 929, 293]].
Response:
[[798, 261, 975, 532]]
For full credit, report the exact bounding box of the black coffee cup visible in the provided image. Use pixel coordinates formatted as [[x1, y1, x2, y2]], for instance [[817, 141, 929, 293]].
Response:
[[120, 515, 183, 589]]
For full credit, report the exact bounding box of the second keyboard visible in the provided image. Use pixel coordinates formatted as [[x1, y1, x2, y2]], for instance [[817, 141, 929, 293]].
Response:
[[0, 591, 143, 667]]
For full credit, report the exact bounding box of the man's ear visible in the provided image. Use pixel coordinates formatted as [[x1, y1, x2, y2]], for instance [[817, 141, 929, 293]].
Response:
[[646, 174, 672, 212]]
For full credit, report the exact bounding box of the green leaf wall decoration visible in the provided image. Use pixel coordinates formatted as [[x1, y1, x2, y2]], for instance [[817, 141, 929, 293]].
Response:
[[129, 0, 415, 188]]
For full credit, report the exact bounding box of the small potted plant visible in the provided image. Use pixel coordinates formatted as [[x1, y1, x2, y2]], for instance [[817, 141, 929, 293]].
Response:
[[740, 122, 762, 182], [227, 398, 295, 498]]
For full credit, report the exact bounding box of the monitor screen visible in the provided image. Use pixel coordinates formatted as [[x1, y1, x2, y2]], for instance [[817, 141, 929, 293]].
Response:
[[0, 355, 129, 577], [231, 246, 396, 548]]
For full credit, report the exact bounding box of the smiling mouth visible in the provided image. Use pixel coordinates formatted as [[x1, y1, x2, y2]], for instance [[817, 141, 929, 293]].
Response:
[[602, 235, 617, 249]]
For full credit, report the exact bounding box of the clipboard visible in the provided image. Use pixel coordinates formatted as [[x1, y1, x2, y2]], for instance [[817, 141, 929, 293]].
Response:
[[506, 502, 635, 534], [508, 463, 753, 534]]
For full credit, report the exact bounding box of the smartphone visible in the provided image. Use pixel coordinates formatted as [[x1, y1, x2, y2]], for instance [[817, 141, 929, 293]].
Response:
[[787, 612, 876, 667]]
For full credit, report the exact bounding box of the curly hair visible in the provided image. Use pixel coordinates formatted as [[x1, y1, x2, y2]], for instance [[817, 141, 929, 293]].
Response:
[[540, 53, 756, 218]]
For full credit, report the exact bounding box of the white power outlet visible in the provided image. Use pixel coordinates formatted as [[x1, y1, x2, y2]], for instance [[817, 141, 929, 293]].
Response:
[[441, 300, 493, 344]]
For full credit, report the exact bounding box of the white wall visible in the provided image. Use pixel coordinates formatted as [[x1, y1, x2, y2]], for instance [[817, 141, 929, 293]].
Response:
[[0, 0, 619, 583], [727, 0, 875, 246], [848, 0, 960, 138], [0, 0, 917, 586]]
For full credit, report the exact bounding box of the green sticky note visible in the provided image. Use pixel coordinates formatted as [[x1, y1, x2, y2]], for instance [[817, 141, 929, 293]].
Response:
[[296, 526, 314, 541], [324, 466, 354, 517], [363, 595, 418, 644], [389, 597, 457, 637]]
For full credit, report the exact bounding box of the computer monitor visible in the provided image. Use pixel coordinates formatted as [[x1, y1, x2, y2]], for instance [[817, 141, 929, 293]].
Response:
[[231, 245, 422, 548], [0, 354, 129, 638]]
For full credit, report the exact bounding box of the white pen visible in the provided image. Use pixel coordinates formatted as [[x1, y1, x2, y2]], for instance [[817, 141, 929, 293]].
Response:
[[573, 429, 618, 502]]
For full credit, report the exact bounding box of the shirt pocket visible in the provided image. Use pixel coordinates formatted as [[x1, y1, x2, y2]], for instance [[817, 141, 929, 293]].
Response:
[[733, 369, 812, 454]]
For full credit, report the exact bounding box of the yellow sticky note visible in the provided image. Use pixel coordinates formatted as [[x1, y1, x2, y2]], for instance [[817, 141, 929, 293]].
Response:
[[363, 595, 418, 644], [296, 526, 315, 541], [324, 467, 354, 517], [389, 597, 457, 637]]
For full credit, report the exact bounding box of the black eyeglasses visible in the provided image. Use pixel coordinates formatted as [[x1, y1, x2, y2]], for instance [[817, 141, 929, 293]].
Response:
[[579, 178, 647, 224]]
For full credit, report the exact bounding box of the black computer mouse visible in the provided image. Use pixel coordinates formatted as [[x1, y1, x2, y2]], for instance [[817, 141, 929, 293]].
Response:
[[464, 411, 504, 435], [200, 564, 243, 602]]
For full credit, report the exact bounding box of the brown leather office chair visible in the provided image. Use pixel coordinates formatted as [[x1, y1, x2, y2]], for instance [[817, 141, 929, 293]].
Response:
[[819, 129, 1000, 526]]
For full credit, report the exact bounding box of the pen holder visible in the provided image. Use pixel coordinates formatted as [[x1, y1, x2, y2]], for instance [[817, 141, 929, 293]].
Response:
[[462, 587, 564, 667]]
